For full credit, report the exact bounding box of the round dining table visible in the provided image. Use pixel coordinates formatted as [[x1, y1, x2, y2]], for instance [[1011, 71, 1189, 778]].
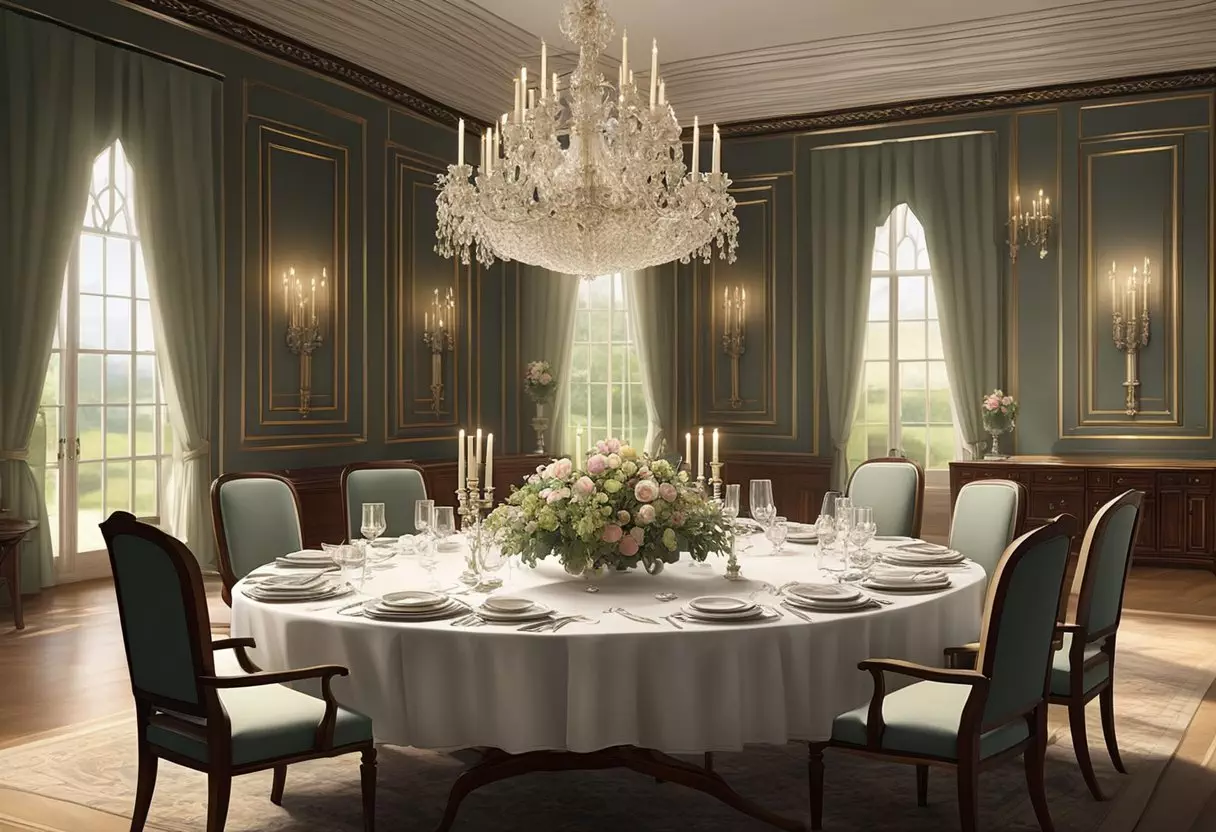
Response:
[[232, 535, 985, 831]]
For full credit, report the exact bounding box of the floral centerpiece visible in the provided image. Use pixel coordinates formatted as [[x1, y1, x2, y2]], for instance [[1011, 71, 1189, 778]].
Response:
[[485, 438, 730, 576], [981, 389, 1018, 459], [524, 360, 557, 404]]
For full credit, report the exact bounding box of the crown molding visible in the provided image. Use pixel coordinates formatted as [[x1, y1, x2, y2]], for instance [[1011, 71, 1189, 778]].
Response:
[[716, 67, 1216, 139], [120, 0, 487, 129]]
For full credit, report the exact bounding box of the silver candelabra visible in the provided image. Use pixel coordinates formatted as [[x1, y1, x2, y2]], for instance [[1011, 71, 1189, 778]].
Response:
[[456, 477, 498, 590]]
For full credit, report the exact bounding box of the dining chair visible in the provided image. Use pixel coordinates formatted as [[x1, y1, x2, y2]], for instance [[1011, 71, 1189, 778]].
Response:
[[340, 461, 429, 541], [808, 513, 1079, 832], [1049, 489, 1143, 801], [948, 479, 1028, 583], [845, 457, 925, 537], [100, 511, 376, 832], [210, 472, 304, 606]]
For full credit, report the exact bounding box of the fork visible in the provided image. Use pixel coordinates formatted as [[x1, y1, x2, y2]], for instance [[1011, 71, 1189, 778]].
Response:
[[606, 607, 661, 626]]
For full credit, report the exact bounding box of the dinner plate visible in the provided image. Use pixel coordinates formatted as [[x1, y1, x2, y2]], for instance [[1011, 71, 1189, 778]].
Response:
[[688, 595, 754, 614], [475, 602, 554, 622], [679, 607, 778, 624], [363, 600, 468, 622], [364, 597, 465, 617], [679, 603, 766, 620], [483, 596, 536, 613], [244, 583, 351, 603], [783, 594, 876, 612], [380, 590, 449, 609], [862, 577, 951, 593], [786, 582, 862, 602]]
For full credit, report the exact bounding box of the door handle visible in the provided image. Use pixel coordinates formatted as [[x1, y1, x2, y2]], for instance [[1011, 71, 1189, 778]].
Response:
[[74, 437, 81, 459], [57, 437, 65, 462]]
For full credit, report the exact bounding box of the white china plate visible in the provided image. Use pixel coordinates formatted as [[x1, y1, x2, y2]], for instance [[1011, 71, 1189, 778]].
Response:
[[475, 602, 554, 622], [786, 583, 862, 602], [861, 578, 951, 593], [788, 533, 819, 542], [483, 596, 536, 613], [679, 603, 765, 620], [364, 598, 465, 617], [244, 584, 351, 603], [363, 601, 468, 622], [275, 557, 335, 569], [882, 554, 965, 567], [680, 607, 778, 624], [688, 595, 754, 614], [784, 595, 875, 612], [380, 590, 449, 609], [437, 539, 462, 551], [874, 535, 914, 541]]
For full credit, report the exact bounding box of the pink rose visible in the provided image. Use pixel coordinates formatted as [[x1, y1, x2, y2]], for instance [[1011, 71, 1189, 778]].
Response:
[[671, 511, 686, 527], [630, 526, 646, 545], [546, 487, 569, 504], [636, 504, 656, 525], [617, 510, 631, 524], [552, 458, 573, 479], [1001, 396, 1013, 406], [586, 454, 608, 475], [540, 373, 552, 384], [634, 480, 659, 503], [606, 453, 622, 469], [658, 482, 678, 503], [595, 440, 609, 454], [601, 523, 624, 543], [638, 468, 651, 479], [605, 438, 622, 453], [618, 535, 640, 556], [573, 476, 596, 498]]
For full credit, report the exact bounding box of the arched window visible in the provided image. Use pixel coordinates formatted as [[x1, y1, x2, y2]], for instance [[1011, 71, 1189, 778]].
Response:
[[848, 204, 959, 476], [36, 140, 172, 575]]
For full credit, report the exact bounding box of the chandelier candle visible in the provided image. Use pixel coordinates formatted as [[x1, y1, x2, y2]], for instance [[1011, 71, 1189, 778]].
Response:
[[434, 0, 738, 277]]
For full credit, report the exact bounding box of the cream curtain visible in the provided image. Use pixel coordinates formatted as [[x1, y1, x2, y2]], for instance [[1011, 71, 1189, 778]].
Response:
[[0, 11, 100, 589], [519, 266, 580, 455], [625, 267, 678, 456]]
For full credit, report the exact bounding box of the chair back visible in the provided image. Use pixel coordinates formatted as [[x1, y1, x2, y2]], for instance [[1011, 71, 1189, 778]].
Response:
[[341, 462, 428, 540], [1071, 489, 1143, 639], [210, 472, 303, 589], [100, 511, 215, 715], [845, 457, 925, 537], [948, 479, 1027, 581], [975, 514, 1078, 727]]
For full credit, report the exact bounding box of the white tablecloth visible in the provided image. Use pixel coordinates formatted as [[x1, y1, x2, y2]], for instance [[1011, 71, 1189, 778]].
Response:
[[231, 537, 985, 754]]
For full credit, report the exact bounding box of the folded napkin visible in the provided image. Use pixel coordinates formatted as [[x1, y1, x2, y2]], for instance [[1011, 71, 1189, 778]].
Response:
[[894, 541, 951, 554], [868, 566, 949, 585]]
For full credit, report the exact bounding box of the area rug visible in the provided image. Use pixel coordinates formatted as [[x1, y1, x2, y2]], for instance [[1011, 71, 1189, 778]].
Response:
[[1, 613, 1213, 832]]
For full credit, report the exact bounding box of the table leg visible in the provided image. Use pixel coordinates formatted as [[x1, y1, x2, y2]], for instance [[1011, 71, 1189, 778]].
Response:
[[435, 746, 804, 832], [1, 542, 22, 630]]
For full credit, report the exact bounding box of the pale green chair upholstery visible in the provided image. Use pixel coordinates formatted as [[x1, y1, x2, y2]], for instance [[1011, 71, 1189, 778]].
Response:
[[1049, 490, 1143, 801], [949, 479, 1028, 583], [340, 462, 428, 541], [210, 473, 303, 605], [846, 457, 925, 538], [100, 512, 376, 832], [809, 514, 1079, 832]]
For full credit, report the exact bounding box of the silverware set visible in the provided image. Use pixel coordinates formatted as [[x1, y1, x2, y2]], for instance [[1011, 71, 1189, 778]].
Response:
[[517, 615, 598, 633], [605, 607, 662, 625]]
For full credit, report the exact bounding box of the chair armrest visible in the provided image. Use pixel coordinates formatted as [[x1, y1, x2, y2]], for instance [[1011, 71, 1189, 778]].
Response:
[[200, 665, 351, 751], [856, 659, 988, 748], [210, 637, 262, 673], [1055, 622, 1084, 634]]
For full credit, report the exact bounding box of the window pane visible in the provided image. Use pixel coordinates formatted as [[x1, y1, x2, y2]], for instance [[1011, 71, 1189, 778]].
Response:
[[135, 405, 157, 456], [866, 423, 888, 460], [865, 321, 889, 361], [77, 461, 103, 551], [78, 406, 103, 459], [928, 425, 956, 469], [105, 297, 132, 350], [864, 361, 888, 423], [900, 425, 928, 469], [134, 460, 158, 517], [589, 275, 612, 308], [897, 321, 926, 360], [43, 466, 60, 558], [573, 310, 590, 342], [896, 237, 918, 270], [929, 362, 953, 423], [589, 343, 609, 381], [927, 279, 939, 319], [106, 460, 132, 514], [80, 295, 105, 349], [899, 362, 927, 423], [872, 219, 890, 270], [610, 308, 628, 341], [136, 300, 155, 352], [78, 354, 103, 404], [927, 320, 944, 360], [568, 382, 588, 423], [79, 233, 104, 293], [41, 353, 60, 407], [105, 406, 130, 457], [898, 275, 926, 319], [135, 355, 157, 403], [868, 277, 889, 321], [160, 405, 174, 455], [105, 355, 131, 404], [134, 247, 149, 299], [588, 384, 608, 425], [42, 407, 60, 464], [105, 237, 132, 296]]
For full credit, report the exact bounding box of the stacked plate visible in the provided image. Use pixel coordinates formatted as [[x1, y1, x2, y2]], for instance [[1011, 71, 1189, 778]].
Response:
[[881, 541, 966, 567], [275, 549, 337, 569], [362, 590, 468, 622], [242, 572, 350, 603], [783, 583, 876, 612], [787, 522, 818, 543], [861, 566, 952, 593], [473, 596, 555, 624], [679, 595, 773, 623]]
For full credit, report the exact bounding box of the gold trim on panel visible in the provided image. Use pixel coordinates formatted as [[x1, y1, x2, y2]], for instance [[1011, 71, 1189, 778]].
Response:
[[1079, 92, 1213, 112]]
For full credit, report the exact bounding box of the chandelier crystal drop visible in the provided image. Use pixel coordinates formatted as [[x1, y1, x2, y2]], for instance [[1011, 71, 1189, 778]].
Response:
[[434, 0, 739, 277]]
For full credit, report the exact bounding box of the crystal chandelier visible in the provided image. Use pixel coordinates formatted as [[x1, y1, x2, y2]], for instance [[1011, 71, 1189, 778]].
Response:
[[435, 0, 739, 277]]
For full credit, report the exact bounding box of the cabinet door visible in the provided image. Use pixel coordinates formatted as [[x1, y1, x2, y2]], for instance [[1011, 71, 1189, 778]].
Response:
[[1135, 497, 1157, 555], [1158, 489, 1185, 554], [1185, 492, 1211, 555]]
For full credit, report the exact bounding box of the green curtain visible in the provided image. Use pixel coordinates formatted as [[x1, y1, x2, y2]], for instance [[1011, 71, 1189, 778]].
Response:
[[625, 266, 678, 456], [106, 51, 222, 570], [0, 11, 100, 589], [519, 266, 580, 456], [810, 133, 1001, 487]]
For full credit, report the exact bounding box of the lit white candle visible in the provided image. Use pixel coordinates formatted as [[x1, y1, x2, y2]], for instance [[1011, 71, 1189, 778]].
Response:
[[540, 40, 547, 98], [528, 89, 536, 110], [697, 427, 705, 480], [485, 433, 494, 493], [712, 124, 721, 175], [649, 39, 658, 110], [685, 432, 692, 470], [475, 428, 483, 471], [466, 434, 476, 483], [480, 131, 486, 171], [691, 117, 700, 176], [486, 127, 494, 174], [457, 118, 464, 166], [520, 66, 528, 115], [514, 77, 521, 123], [552, 72, 559, 99], [494, 121, 502, 158], [712, 428, 719, 464], [457, 429, 466, 487], [621, 29, 628, 82], [658, 79, 666, 107]]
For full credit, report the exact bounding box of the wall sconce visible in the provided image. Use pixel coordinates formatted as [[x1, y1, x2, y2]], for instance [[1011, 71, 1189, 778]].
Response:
[[1008, 189, 1053, 263], [282, 266, 326, 417], [421, 287, 456, 415], [1110, 258, 1152, 417], [721, 285, 746, 409]]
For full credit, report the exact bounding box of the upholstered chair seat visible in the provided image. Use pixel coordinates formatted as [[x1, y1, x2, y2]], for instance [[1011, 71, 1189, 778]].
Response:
[[1049, 634, 1110, 697], [846, 458, 925, 538], [340, 463, 428, 541]]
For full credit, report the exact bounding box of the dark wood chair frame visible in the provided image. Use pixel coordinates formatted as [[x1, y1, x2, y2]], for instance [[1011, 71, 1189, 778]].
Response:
[[808, 514, 1079, 832], [845, 456, 926, 538], [210, 471, 304, 607], [100, 511, 376, 832], [339, 460, 430, 540]]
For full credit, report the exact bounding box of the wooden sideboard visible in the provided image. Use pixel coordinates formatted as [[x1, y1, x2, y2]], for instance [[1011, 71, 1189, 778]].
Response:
[[949, 456, 1215, 571]]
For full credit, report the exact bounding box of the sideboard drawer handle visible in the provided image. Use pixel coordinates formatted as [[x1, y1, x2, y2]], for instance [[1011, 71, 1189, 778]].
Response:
[[1116, 477, 1125, 484], [1045, 475, 1053, 481], [1048, 500, 1067, 512]]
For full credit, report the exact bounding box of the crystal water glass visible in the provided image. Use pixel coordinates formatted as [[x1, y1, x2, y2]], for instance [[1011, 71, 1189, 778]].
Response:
[[749, 479, 776, 528], [361, 502, 395, 566], [814, 515, 840, 578], [844, 507, 877, 581], [432, 505, 456, 545], [819, 491, 840, 520], [415, 499, 435, 536], [327, 543, 367, 592], [722, 483, 742, 577], [766, 516, 789, 554]]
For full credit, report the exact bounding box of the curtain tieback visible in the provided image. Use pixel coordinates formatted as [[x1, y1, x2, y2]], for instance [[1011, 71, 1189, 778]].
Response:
[[0, 448, 30, 462], [182, 442, 211, 463]]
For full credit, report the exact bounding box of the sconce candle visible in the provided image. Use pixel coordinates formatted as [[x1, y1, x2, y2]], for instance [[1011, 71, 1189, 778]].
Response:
[[283, 264, 327, 417], [1008, 188, 1054, 262], [721, 285, 747, 408], [421, 286, 457, 415], [1109, 258, 1153, 416]]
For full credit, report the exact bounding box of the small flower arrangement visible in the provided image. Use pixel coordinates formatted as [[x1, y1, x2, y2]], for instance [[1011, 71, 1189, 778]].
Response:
[[981, 389, 1017, 432], [485, 438, 730, 575], [524, 360, 557, 404]]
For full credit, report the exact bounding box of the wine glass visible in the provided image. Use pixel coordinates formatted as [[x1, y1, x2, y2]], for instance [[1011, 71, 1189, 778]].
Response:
[[819, 491, 840, 520], [766, 516, 789, 554], [749, 479, 775, 529], [415, 499, 435, 536], [331, 543, 367, 592], [361, 502, 394, 567], [833, 496, 853, 554], [814, 515, 839, 579], [722, 483, 742, 578], [432, 506, 456, 550], [845, 507, 876, 582]]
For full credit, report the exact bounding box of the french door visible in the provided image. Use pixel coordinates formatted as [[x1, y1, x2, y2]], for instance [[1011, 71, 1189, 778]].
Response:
[[36, 141, 172, 580]]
